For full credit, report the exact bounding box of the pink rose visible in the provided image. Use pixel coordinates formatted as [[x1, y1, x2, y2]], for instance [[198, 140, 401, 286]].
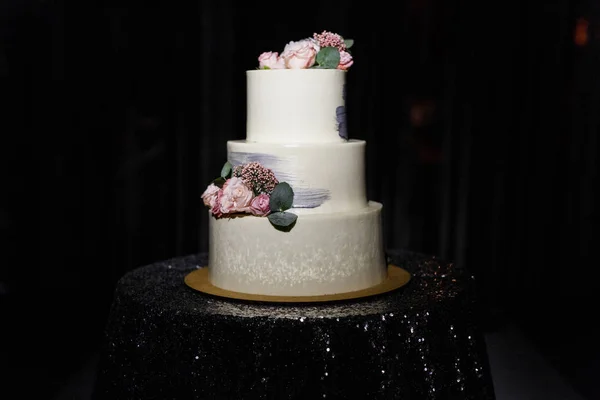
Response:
[[248, 193, 271, 216], [219, 177, 253, 214], [281, 39, 319, 69], [337, 50, 353, 70], [258, 51, 285, 69], [211, 189, 224, 218], [201, 183, 221, 208]]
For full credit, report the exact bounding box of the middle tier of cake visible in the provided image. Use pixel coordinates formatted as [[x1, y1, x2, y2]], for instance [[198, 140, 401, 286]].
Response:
[[227, 139, 367, 214]]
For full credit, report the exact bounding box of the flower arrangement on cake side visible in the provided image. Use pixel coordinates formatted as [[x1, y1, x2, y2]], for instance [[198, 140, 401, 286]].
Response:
[[201, 161, 297, 231], [258, 30, 354, 70]]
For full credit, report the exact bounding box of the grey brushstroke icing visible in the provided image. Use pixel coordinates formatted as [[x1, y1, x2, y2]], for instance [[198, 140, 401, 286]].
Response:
[[336, 83, 348, 140], [229, 152, 295, 182], [229, 151, 331, 209], [292, 188, 331, 208]]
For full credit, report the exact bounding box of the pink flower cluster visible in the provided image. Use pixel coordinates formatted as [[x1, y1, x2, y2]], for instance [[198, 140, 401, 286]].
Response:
[[313, 30, 346, 51], [202, 162, 279, 218], [202, 177, 271, 218], [259, 38, 320, 70], [258, 30, 353, 70], [232, 161, 279, 195]]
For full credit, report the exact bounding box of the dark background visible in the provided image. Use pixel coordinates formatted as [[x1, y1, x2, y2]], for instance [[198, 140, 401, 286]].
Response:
[[1, 0, 598, 398]]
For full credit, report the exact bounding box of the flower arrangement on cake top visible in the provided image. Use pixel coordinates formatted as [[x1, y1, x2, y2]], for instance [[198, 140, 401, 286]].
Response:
[[202, 161, 297, 231], [258, 30, 354, 70]]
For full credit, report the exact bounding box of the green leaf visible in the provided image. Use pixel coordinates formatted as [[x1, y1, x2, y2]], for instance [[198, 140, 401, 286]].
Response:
[[269, 182, 294, 212], [221, 161, 232, 179], [212, 176, 226, 187], [268, 211, 298, 232], [344, 39, 354, 49], [316, 47, 340, 69]]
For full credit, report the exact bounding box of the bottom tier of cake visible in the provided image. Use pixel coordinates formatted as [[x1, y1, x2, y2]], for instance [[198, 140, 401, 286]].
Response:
[[208, 201, 387, 296]]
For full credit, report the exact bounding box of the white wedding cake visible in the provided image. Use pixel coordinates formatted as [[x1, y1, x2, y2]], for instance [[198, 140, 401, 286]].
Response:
[[201, 31, 387, 296]]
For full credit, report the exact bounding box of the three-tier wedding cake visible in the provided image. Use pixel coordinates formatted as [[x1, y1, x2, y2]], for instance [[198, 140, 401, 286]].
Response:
[[201, 31, 387, 297]]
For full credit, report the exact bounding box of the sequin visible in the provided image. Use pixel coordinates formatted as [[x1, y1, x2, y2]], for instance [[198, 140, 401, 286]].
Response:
[[93, 250, 495, 399]]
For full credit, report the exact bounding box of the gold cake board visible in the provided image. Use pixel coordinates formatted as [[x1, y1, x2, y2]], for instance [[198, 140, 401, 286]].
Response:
[[184, 264, 411, 303]]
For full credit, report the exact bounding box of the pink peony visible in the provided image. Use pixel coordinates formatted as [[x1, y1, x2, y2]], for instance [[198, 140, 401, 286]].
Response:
[[201, 183, 221, 208], [258, 51, 285, 69], [280, 39, 319, 69], [219, 177, 254, 214], [211, 189, 224, 218], [248, 193, 271, 216], [337, 50, 354, 70]]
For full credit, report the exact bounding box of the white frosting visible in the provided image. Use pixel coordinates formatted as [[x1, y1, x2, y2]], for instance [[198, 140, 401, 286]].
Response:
[[207, 68, 387, 297], [227, 139, 367, 214], [246, 69, 347, 143], [208, 202, 387, 296]]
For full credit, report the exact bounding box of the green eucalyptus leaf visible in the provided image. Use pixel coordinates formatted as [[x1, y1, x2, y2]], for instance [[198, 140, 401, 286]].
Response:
[[344, 39, 354, 49], [268, 211, 298, 231], [269, 182, 294, 212], [316, 47, 340, 69], [212, 176, 226, 187], [221, 161, 232, 179]]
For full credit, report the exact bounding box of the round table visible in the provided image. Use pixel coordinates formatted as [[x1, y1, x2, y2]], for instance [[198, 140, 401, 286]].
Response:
[[92, 250, 496, 399]]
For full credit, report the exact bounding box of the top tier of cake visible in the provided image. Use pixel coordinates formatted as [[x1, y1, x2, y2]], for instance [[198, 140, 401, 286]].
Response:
[[246, 69, 347, 144]]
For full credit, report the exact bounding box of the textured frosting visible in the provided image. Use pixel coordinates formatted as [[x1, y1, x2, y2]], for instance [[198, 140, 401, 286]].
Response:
[[208, 202, 387, 296], [246, 69, 347, 143], [228, 139, 367, 214]]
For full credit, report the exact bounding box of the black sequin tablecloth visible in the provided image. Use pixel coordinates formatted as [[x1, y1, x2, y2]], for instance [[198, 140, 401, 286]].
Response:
[[92, 250, 496, 400]]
